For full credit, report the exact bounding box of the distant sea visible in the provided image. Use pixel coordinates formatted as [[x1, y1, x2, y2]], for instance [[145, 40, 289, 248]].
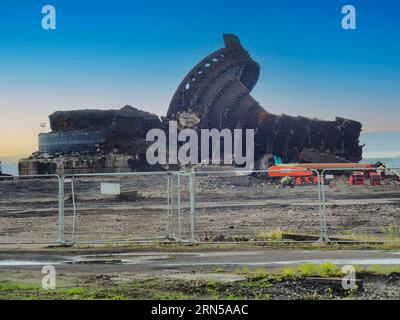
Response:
[[360, 131, 400, 159], [0, 155, 28, 176], [360, 131, 400, 173]]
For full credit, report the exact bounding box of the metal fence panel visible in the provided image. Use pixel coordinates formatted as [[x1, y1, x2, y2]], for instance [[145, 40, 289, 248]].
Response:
[[0, 175, 61, 244], [192, 168, 323, 242], [1, 166, 398, 245], [62, 172, 172, 244], [321, 167, 400, 242], [168, 172, 195, 242]]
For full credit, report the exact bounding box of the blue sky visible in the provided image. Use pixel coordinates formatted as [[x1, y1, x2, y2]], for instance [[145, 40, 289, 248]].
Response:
[[0, 0, 399, 156]]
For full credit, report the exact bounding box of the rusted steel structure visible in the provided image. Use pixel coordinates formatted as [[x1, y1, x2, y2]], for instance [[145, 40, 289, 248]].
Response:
[[167, 34, 363, 165], [20, 34, 363, 175]]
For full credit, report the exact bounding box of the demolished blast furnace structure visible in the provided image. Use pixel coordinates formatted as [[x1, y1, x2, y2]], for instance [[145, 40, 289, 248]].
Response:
[[19, 34, 362, 175]]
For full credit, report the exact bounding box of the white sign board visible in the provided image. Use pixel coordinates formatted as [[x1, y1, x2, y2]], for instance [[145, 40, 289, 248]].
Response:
[[100, 183, 120, 195]]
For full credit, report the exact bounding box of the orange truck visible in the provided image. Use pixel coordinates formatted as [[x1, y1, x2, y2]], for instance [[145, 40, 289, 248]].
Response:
[[268, 163, 381, 183], [349, 171, 365, 186]]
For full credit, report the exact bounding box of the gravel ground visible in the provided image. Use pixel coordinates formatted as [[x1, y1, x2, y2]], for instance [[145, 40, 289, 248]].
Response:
[[0, 174, 399, 243]]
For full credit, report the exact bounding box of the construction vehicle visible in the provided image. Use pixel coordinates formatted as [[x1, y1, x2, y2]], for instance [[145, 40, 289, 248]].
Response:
[[369, 172, 382, 185], [274, 162, 383, 171], [295, 176, 313, 185], [280, 176, 295, 188], [349, 171, 365, 186], [268, 161, 392, 187], [268, 162, 383, 179]]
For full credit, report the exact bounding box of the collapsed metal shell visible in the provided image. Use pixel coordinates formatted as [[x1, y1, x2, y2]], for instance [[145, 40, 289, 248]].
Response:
[[167, 34, 363, 164]]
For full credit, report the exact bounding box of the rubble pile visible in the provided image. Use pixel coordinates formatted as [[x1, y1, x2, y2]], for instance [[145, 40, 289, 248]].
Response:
[[19, 106, 169, 175]]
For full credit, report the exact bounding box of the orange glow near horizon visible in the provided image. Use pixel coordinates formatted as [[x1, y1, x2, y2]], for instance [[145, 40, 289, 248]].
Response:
[[0, 124, 39, 158]]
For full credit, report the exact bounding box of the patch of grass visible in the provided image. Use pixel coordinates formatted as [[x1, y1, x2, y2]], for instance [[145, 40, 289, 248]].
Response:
[[240, 278, 271, 288], [236, 263, 342, 280], [255, 228, 283, 241], [342, 230, 354, 236], [298, 263, 341, 277], [225, 295, 246, 300], [110, 295, 127, 300], [319, 262, 341, 277], [63, 288, 87, 295], [332, 226, 400, 242], [240, 267, 252, 275], [380, 226, 400, 239], [212, 267, 225, 273], [281, 267, 296, 278], [204, 282, 222, 299], [253, 268, 269, 278], [365, 265, 400, 275], [297, 264, 320, 276], [0, 281, 103, 300], [57, 287, 100, 299], [152, 292, 192, 300], [238, 266, 277, 280], [0, 281, 40, 291]]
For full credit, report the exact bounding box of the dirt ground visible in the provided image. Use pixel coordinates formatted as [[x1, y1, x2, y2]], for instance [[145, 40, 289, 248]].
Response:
[[0, 173, 399, 244], [1, 258, 400, 300]]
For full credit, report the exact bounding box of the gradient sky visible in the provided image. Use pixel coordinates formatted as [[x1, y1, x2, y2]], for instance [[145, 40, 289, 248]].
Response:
[[0, 0, 399, 157]]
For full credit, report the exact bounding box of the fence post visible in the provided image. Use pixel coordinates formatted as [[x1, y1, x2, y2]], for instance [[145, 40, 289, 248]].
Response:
[[166, 174, 171, 239], [71, 177, 77, 245], [177, 173, 182, 242], [316, 171, 324, 242], [58, 176, 65, 245], [315, 170, 328, 242], [170, 174, 174, 239], [189, 170, 196, 243], [320, 169, 329, 242]]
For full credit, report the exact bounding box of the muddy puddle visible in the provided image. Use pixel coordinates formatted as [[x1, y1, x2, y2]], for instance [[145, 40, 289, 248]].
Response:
[[0, 260, 61, 266], [0, 253, 175, 267], [2, 252, 400, 267], [67, 253, 172, 265]]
